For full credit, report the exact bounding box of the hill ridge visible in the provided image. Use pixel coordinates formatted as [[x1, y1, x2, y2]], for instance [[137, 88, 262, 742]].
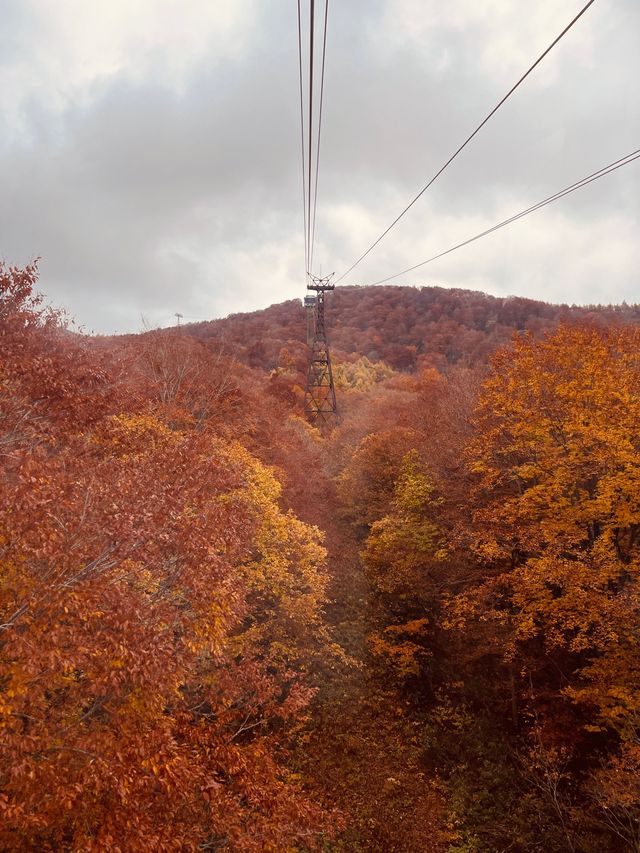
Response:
[[184, 284, 640, 372]]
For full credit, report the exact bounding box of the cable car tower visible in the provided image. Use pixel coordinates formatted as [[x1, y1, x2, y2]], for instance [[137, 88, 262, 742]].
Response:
[[304, 273, 337, 427]]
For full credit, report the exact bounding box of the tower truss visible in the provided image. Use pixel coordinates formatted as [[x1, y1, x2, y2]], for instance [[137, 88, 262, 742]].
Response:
[[304, 274, 337, 427]]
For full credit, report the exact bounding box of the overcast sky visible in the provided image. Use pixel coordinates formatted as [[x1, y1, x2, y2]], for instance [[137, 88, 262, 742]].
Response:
[[0, 0, 638, 333]]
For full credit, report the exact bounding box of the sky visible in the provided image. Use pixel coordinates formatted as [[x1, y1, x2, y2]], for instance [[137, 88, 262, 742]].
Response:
[[0, 0, 638, 334]]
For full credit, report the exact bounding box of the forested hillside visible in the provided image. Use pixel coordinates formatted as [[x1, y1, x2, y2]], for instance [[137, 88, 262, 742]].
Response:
[[3, 263, 640, 851], [188, 285, 640, 371]]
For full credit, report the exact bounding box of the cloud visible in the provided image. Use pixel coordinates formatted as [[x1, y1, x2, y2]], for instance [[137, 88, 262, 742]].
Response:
[[0, 0, 638, 332], [0, 1, 256, 133]]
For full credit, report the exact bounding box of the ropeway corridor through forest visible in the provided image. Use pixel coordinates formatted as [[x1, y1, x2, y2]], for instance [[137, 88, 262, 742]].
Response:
[[284, 443, 447, 851]]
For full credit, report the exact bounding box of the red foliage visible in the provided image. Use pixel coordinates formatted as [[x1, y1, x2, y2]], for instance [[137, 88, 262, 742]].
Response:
[[0, 263, 334, 850], [186, 285, 640, 372]]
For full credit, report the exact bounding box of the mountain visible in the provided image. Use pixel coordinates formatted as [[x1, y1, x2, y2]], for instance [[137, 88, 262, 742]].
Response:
[[183, 284, 640, 371]]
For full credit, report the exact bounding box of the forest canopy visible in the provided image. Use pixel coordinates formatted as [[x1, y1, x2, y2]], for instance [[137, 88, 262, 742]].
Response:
[[2, 263, 640, 851]]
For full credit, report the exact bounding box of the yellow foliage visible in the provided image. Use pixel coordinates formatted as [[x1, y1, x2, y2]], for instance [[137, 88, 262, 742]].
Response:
[[333, 356, 396, 391], [369, 619, 431, 679], [459, 325, 640, 739], [215, 441, 329, 667], [361, 451, 444, 596]]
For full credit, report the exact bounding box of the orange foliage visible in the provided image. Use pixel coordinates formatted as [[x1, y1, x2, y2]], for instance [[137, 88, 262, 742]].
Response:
[[6, 260, 640, 850], [453, 325, 640, 829], [0, 263, 333, 850]]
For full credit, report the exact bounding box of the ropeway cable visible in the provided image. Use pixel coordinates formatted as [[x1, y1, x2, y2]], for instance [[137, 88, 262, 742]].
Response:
[[364, 148, 640, 286], [336, 0, 598, 284]]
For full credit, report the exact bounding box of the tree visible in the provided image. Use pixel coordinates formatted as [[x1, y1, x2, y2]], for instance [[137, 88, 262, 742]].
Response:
[[453, 325, 640, 843], [361, 451, 445, 682], [362, 451, 444, 599], [336, 428, 419, 532], [0, 263, 334, 850]]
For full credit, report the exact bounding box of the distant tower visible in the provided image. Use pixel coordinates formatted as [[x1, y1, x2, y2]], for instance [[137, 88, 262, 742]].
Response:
[[304, 274, 337, 427]]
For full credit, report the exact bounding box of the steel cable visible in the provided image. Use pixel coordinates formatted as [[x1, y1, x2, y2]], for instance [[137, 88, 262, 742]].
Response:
[[364, 148, 640, 286], [309, 0, 329, 275], [307, 0, 315, 272], [297, 0, 308, 276], [336, 0, 597, 284]]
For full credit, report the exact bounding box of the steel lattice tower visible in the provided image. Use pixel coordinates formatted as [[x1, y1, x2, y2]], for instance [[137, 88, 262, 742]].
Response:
[[304, 274, 337, 426]]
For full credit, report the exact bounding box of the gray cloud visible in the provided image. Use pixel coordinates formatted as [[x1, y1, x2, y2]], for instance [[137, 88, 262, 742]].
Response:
[[0, 0, 638, 333]]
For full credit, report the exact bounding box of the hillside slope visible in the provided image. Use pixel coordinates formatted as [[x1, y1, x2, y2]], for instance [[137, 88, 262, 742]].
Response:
[[185, 285, 640, 371]]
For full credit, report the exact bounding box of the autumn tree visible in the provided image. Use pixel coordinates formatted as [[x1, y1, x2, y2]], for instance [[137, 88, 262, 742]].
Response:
[[333, 356, 395, 392], [0, 263, 334, 850], [452, 325, 640, 846], [336, 427, 420, 532], [362, 451, 444, 598], [361, 451, 445, 681], [134, 328, 239, 427]]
